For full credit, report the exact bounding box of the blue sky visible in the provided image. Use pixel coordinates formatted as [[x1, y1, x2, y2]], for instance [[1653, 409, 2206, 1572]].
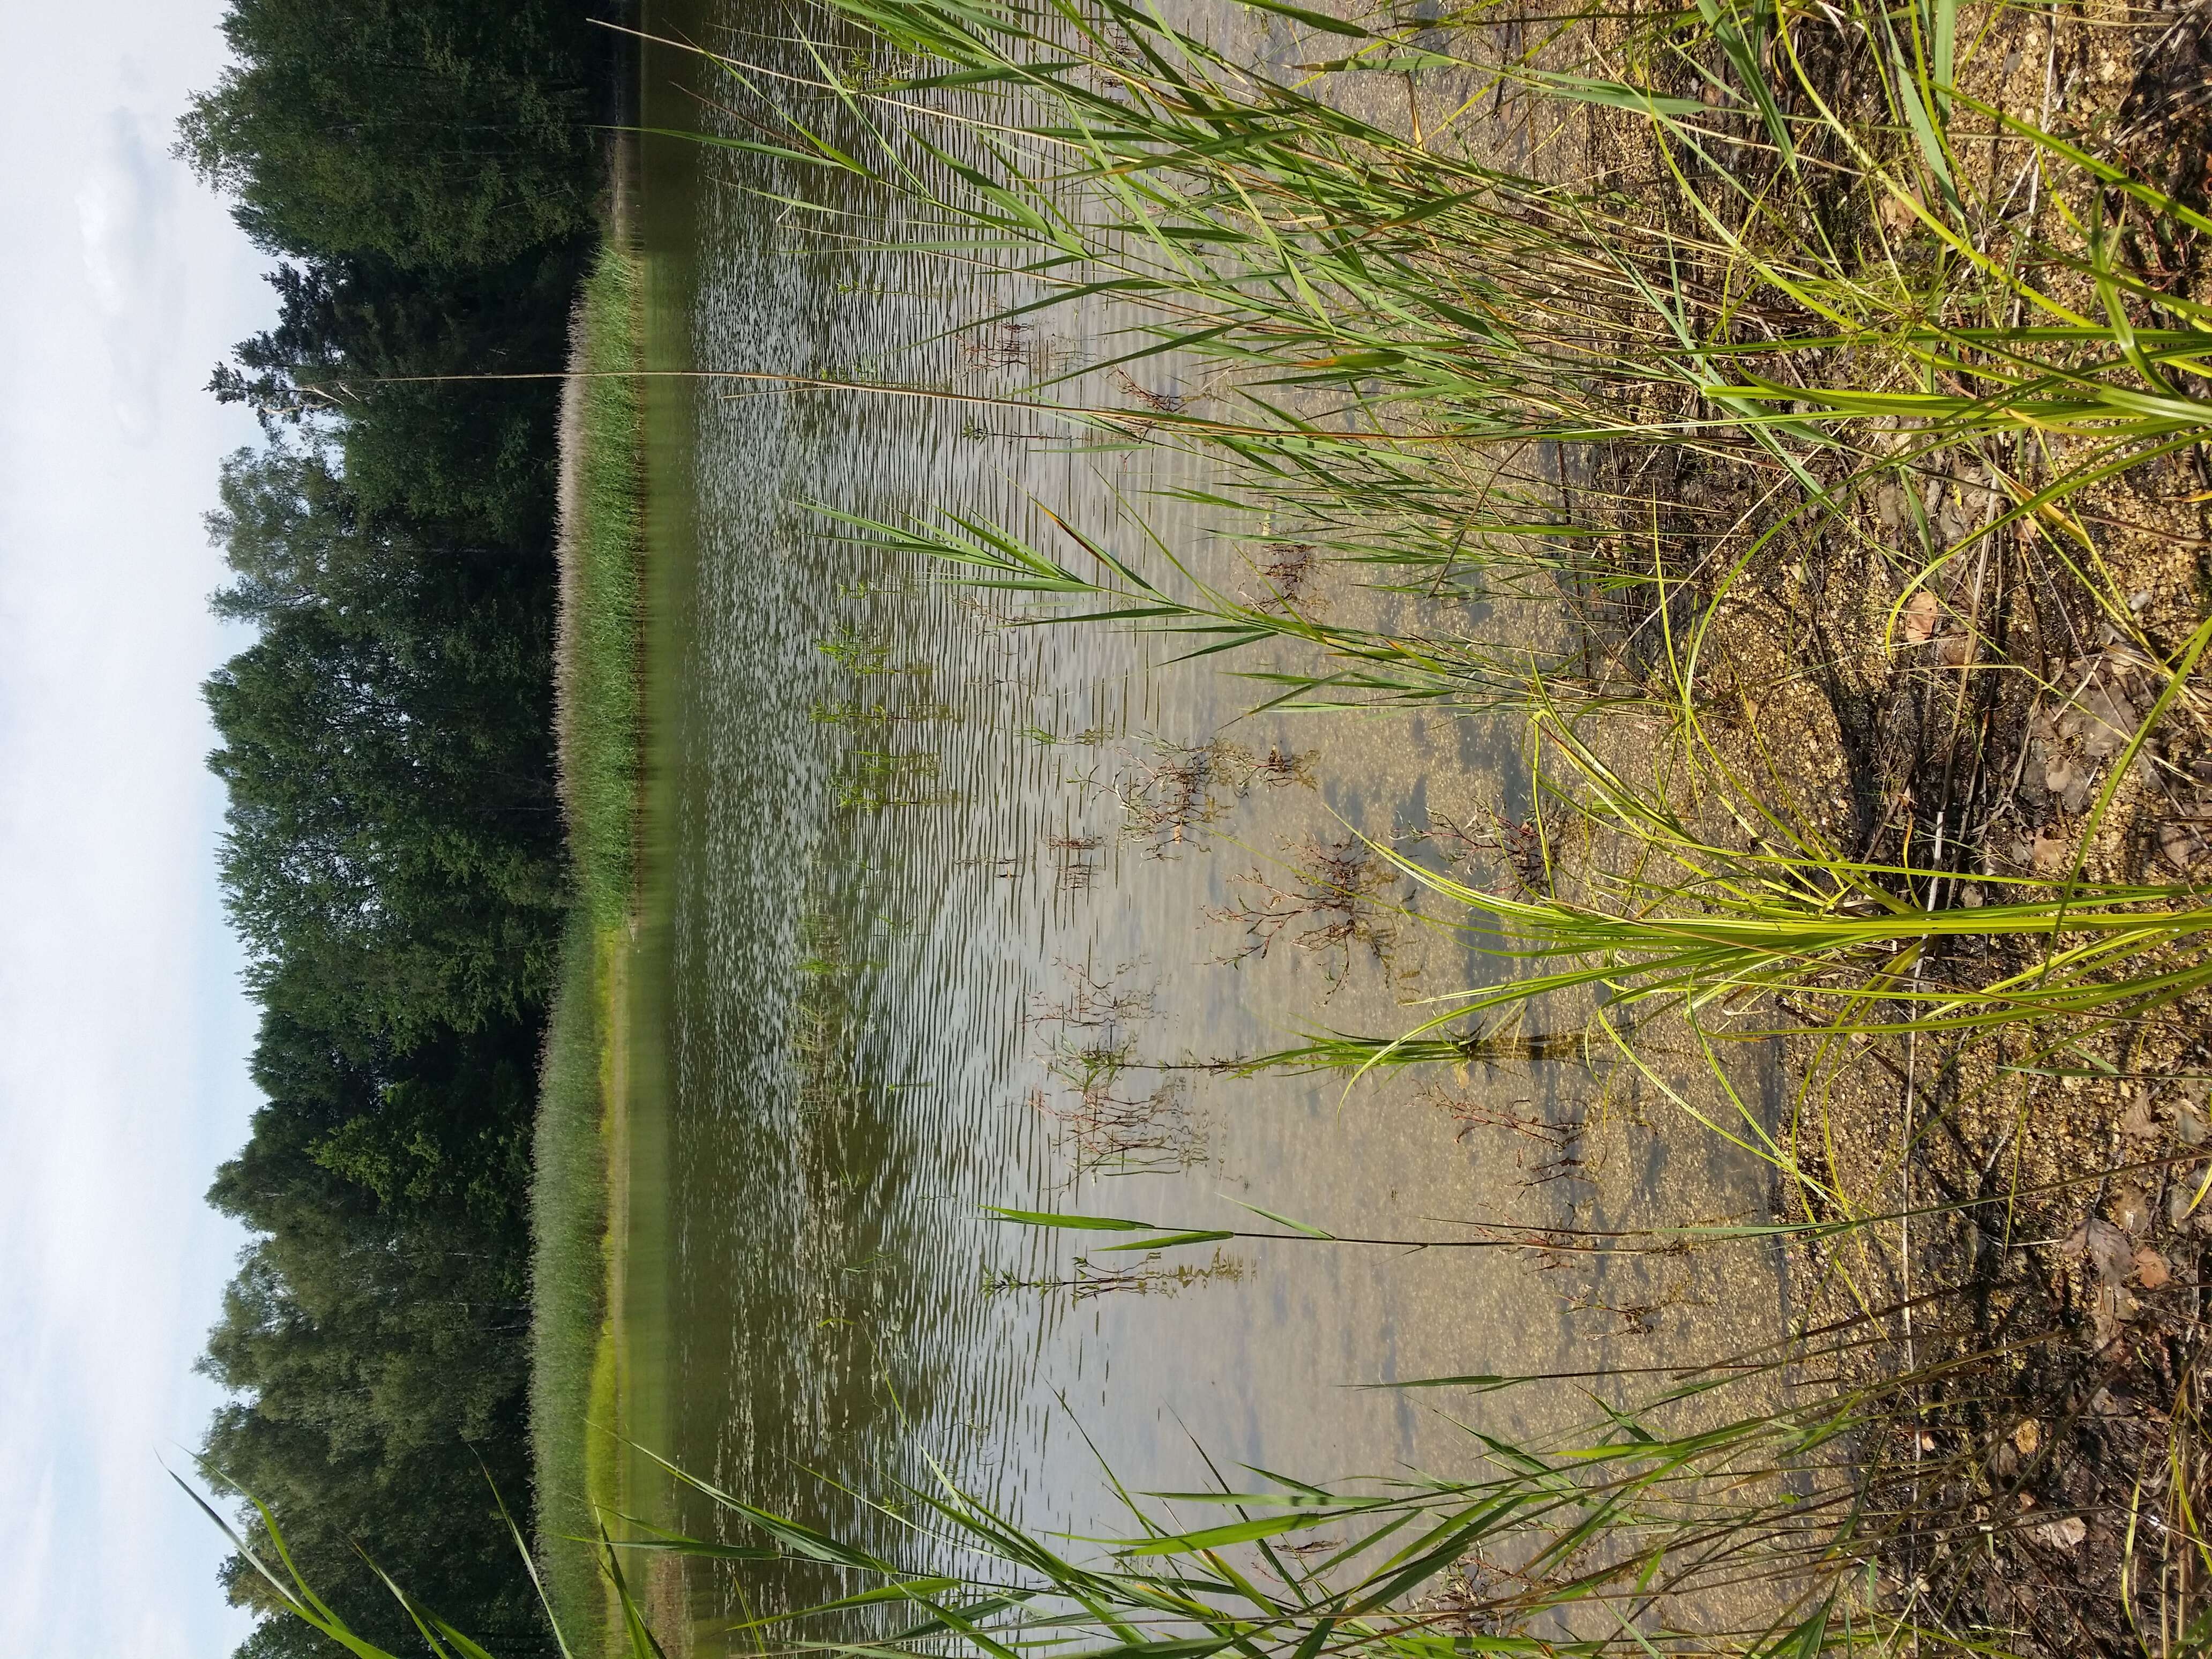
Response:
[[0, 3, 274, 1654]]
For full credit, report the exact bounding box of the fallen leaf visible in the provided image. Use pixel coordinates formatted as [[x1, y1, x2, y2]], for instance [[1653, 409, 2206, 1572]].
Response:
[[2110, 1184, 2150, 1234], [2090, 1281, 2131, 1348], [2170, 1182, 2200, 1229], [2012, 1418, 2042, 1456], [2135, 1246, 2171, 1290], [2065, 1216, 2135, 1286], [2031, 831, 2073, 876], [1878, 188, 1926, 237], [2161, 820, 2206, 873], [1901, 588, 1940, 644], [2078, 680, 2140, 759], [2035, 1515, 2087, 1549]]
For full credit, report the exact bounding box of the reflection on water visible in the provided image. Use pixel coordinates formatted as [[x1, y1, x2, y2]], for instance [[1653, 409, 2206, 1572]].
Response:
[[621, 2, 1789, 1646]]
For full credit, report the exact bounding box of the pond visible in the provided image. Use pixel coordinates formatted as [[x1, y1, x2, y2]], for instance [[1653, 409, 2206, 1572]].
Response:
[[612, 1, 1789, 1644]]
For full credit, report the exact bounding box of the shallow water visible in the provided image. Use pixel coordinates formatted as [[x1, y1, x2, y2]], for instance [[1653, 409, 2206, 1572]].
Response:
[[618, 2, 1792, 1645]]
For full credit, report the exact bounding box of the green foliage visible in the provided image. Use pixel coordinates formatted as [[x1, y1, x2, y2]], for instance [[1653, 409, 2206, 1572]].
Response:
[[177, 0, 599, 268], [528, 915, 619, 1654], [205, 444, 566, 1051], [762, 0, 2212, 1090], [181, 1, 610, 1652], [190, 1309, 2012, 1659], [557, 245, 648, 928], [198, 1018, 554, 1657]]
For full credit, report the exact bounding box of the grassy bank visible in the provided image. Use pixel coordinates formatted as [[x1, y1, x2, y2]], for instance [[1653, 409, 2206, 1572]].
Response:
[[554, 240, 648, 927], [530, 235, 649, 1651]]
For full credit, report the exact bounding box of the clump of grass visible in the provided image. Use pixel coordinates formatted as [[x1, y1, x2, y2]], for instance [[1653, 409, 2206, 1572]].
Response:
[[1221, 1015, 1603, 1075], [529, 910, 623, 1650], [714, 0, 2212, 639], [733, 0, 2211, 775], [826, 495, 2212, 1084], [1396, 703, 2212, 1041], [534, 236, 651, 1654], [822, 505, 1641, 718], [193, 1169, 2212, 1655], [555, 240, 648, 930]]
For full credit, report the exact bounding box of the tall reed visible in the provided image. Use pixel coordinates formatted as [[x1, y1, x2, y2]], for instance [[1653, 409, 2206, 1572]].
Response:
[[681, 0, 2212, 1230], [190, 1312, 2076, 1659], [704, 0, 2212, 643]]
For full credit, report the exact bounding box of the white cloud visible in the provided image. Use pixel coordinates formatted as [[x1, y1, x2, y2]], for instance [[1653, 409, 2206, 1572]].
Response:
[[76, 107, 183, 443], [0, 6, 274, 1659]]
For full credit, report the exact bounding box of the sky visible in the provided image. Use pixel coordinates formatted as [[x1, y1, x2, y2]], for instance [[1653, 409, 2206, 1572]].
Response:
[[0, 4, 276, 1656]]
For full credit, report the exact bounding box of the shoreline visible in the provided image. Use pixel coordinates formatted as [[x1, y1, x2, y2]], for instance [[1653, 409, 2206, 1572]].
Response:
[[530, 125, 649, 1656]]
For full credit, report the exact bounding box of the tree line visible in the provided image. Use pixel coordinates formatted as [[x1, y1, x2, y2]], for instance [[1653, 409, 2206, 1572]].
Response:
[[183, 3, 617, 1653]]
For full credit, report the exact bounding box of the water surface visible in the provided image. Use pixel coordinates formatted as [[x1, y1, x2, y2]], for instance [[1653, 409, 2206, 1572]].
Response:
[[618, 5, 1789, 1643]]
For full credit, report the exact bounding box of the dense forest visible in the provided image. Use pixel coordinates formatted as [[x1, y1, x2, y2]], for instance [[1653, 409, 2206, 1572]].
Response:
[[183, 2, 615, 1653]]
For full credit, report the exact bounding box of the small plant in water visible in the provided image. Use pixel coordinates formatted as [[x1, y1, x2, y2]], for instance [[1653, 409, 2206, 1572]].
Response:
[[1210, 834, 1401, 990], [837, 747, 955, 811], [1030, 1070, 1205, 1177], [981, 1244, 1243, 1300], [1115, 737, 1311, 854], [817, 624, 931, 678], [1027, 957, 1154, 1031], [1420, 1081, 1588, 1187], [1048, 832, 1101, 891], [1024, 960, 1201, 1175], [1243, 541, 1321, 614], [1428, 805, 1557, 898]]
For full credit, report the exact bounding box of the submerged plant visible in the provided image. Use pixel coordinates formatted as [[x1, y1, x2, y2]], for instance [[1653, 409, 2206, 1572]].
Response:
[[1210, 834, 1403, 988]]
